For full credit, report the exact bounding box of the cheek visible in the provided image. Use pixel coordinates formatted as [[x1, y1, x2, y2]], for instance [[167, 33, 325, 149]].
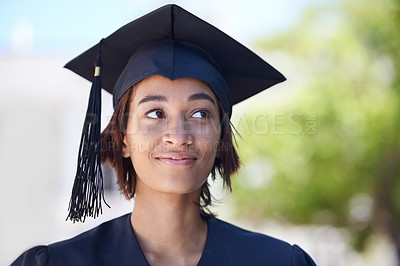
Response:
[[192, 120, 220, 136], [194, 124, 221, 157], [194, 121, 221, 141], [125, 121, 166, 155]]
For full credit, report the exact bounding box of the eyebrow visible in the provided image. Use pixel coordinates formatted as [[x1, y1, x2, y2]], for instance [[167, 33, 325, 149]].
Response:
[[137, 92, 215, 106], [188, 93, 215, 105], [138, 95, 168, 106]]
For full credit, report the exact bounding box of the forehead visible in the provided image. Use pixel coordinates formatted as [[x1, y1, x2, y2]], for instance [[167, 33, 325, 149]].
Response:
[[133, 75, 217, 101]]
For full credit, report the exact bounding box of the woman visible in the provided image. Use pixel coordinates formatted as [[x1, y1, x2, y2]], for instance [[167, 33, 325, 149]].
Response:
[[12, 4, 316, 266]]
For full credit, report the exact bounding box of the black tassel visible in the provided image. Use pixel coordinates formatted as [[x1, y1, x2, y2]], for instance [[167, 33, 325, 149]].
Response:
[[67, 39, 110, 222]]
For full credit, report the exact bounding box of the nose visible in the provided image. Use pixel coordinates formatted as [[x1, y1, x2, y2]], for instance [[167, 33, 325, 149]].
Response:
[[162, 116, 193, 146]]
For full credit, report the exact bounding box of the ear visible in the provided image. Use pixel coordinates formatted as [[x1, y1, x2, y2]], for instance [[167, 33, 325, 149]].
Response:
[[122, 136, 130, 158]]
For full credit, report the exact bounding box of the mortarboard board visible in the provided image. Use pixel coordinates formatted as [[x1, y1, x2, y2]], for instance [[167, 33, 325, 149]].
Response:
[[64, 4, 285, 222]]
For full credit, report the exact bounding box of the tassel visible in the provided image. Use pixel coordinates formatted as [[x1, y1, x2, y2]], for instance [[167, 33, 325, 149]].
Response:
[[67, 39, 110, 222]]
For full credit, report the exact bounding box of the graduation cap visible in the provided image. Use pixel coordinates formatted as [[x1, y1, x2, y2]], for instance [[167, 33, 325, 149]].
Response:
[[64, 4, 285, 222]]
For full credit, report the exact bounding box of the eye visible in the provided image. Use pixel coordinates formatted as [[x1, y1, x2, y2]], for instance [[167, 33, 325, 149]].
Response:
[[146, 109, 165, 119], [191, 110, 209, 118]]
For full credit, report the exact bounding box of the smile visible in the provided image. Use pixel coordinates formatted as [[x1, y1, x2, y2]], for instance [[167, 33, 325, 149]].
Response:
[[155, 153, 197, 166]]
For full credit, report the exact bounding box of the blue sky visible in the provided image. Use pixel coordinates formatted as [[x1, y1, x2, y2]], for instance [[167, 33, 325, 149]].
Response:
[[0, 0, 332, 54]]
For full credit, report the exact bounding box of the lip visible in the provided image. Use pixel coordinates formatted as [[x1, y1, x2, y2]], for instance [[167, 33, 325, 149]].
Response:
[[155, 152, 198, 166]]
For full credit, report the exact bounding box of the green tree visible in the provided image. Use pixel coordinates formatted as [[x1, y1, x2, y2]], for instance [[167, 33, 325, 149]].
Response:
[[231, 0, 400, 263]]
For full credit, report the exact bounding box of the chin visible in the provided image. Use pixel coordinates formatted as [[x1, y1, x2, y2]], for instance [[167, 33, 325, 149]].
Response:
[[135, 166, 211, 195], [160, 179, 205, 195], [143, 172, 205, 195]]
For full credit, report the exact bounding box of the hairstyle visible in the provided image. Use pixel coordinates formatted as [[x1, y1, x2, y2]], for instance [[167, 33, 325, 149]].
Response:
[[100, 83, 240, 215]]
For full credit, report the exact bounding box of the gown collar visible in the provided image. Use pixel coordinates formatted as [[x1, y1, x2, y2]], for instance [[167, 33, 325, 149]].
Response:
[[125, 213, 221, 265]]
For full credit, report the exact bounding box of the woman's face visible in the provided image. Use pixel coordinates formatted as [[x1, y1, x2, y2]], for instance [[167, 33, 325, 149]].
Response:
[[123, 75, 221, 196]]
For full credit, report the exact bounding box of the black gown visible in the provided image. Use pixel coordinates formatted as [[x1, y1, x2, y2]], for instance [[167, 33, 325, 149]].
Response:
[[12, 213, 316, 266]]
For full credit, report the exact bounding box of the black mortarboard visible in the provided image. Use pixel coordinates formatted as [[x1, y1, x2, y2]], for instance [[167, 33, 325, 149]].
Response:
[[64, 4, 285, 222]]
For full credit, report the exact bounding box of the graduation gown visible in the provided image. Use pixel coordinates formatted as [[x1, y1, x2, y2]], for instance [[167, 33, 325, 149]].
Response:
[[12, 214, 316, 266]]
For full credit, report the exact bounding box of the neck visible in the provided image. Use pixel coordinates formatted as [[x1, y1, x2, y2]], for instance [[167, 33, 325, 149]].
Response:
[[130, 182, 208, 265]]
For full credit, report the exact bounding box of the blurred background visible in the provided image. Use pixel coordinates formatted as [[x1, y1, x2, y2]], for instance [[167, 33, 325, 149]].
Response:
[[1, 0, 399, 265]]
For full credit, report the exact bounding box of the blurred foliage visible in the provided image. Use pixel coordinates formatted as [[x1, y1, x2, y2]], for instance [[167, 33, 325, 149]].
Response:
[[231, 0, 400, 256]]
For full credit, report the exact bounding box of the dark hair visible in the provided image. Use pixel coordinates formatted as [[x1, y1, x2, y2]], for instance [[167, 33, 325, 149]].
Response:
[[100, 85, 240, 215]]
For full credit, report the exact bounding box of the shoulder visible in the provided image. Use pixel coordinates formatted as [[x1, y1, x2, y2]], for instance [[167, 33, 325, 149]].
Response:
[[12, 214, 132, 266], [47, 213, 132, 265], [50, 213, 130, 250], [208, 218, 292, 254], [206, 218, 316, 266], [11, 246, 49, 266]]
